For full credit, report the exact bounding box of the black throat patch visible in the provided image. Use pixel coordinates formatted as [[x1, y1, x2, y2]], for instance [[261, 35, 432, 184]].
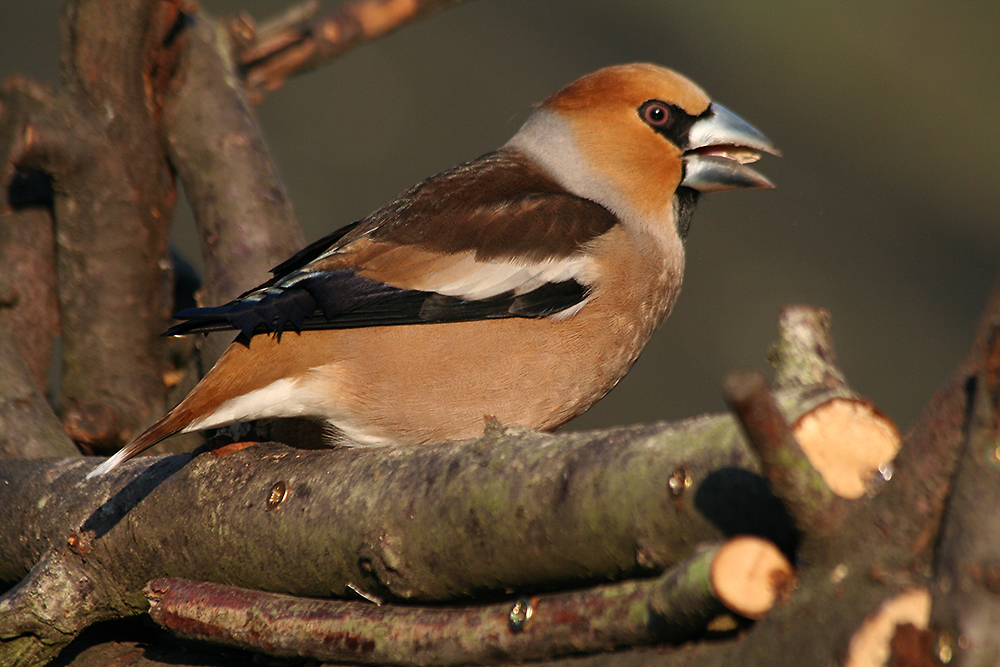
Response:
[[674, 187, 700, 240]]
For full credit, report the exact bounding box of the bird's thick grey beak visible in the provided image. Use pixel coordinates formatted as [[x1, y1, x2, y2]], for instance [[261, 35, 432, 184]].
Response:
[[681, 104, 779, 193]]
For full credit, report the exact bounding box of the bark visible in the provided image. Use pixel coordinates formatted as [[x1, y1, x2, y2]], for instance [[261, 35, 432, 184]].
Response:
[[14, 0, 183, 452], [0, 328, 77, 459], [0, 78, 60, 393], [143, 538, 791, 665], [928, 325, 1000, 666], [0, 413, 795, 612], [162, 12, 306, 325], [236, 0, 468, 101], [159, 9, 307, 403]]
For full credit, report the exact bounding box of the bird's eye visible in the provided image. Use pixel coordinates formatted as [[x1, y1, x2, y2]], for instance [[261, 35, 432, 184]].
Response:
[[640, 101, 671, 127]]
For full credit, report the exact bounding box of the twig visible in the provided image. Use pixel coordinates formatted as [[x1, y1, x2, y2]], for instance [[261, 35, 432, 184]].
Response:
[[769, 306, 847, 389], [146, 537, 792, 665], [237, 0, 469, 100], [725, 370, 843, 534], [768, 307, 901, 499]]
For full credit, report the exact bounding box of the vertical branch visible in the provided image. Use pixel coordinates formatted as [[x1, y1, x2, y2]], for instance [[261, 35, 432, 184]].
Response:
[[0, 79, 61, 395], [44, 0, 182, 450], [162, 10, 305, 371], [929, 326, 1000, 664], [0, 328, 77, 458], [879, 275, 1000, 559]]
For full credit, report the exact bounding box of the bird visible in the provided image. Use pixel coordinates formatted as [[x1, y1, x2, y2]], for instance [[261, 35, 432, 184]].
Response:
[[87, 63, 777, 478]]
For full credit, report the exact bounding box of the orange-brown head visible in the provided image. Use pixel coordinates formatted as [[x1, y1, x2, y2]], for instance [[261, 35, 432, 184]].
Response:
[[509, 63, 777, 233]]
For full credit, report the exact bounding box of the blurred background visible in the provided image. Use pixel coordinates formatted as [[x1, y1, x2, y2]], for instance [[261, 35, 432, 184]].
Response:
[[2, 1, 998, 435]]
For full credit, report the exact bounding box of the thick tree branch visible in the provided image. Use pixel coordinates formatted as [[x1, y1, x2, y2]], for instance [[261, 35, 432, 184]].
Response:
[[161, 9, 307, 390], [164, 11, 305, 309], [929, 324, 1000, 663], [0, 78, 60, 394], [0, 328, 77, 459], [0, 397, 819, 665], [0, 418, 794, 597], [11, 0, 185, 452], [864, 277, 1000, 568]]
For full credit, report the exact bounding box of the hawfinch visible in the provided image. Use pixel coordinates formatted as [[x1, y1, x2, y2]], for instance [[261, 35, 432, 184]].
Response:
[[88, 63, 777, 478]]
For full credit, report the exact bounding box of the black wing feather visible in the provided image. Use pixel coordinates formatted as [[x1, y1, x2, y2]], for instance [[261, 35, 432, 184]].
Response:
[[165, 268, 590, 338], [268, 221, 363, 278]]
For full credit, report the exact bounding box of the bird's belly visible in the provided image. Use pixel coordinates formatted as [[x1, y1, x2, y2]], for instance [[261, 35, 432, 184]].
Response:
[[308, 294, 664, 446]]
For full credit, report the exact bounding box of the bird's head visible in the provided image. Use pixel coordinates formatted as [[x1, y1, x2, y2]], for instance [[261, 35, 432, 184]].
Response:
[[508, 63, 778, 233]]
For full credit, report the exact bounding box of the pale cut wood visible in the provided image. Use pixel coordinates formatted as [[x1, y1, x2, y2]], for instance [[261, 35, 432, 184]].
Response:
[[844, 588, 931, 667], [709, 535, 795, 620], [792, 398, 901, 499]]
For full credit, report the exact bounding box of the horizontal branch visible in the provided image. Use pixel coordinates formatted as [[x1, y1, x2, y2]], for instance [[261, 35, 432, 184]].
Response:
[[146, 537, 792, 665], [0, 418, 795, 598]]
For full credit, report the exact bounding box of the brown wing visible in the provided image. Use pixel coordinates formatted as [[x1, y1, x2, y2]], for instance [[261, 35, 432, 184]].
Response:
[[167, 148, 618, 339]]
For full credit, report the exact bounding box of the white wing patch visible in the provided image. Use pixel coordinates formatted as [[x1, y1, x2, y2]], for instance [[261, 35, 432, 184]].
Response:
[[406, 252, 594, 302]]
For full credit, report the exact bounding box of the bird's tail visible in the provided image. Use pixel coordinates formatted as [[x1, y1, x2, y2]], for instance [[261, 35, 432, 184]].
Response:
[[85, 407, 191, 479]]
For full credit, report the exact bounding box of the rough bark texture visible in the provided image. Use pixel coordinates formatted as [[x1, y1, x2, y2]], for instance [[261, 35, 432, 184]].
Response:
[[0, 328, 77, 459], [13, 0, 183, 452], [0, 412, 802, 600], [0, 78, 61, 394], [143, 539, 785, 665], [162, 11, 305, 377], [929, 325, 1000, 666]]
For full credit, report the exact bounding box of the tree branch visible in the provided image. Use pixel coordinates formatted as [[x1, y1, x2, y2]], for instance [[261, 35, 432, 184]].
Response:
[[0, 328, 77, 459], [161, 8, 307, 387], [929, 321, 1000, 663], [725, 370, 844, 535], [145, 538, 792, 665], [0, 77, 60, 394], [236, 0, 470, 101], [12, 0, 186, 452]]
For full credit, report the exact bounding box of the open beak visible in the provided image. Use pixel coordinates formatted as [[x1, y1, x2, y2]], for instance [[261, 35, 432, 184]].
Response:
[[681, 104, 780, 193]]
